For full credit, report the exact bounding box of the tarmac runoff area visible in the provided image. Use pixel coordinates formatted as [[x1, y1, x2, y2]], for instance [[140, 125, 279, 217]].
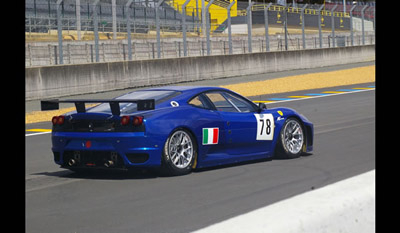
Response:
[[25, 63, 375, 124]]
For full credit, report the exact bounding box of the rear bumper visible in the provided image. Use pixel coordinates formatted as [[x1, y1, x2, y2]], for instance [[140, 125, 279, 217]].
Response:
[[52, 132, 164, 170]]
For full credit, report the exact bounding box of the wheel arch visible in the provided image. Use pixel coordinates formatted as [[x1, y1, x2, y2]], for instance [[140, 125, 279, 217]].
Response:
[[274, 115, 308, 156], [285, 115, 309, 153]]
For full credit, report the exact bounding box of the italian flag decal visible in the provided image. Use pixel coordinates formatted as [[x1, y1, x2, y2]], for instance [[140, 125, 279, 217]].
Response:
[[203, 128, 219, 145]]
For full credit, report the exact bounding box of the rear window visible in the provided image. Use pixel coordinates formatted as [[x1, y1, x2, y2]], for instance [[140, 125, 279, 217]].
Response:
[[87, 90, 180, 114]]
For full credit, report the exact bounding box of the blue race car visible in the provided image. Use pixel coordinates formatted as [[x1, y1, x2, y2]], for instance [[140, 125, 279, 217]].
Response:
[[42, 86, 313, 175]]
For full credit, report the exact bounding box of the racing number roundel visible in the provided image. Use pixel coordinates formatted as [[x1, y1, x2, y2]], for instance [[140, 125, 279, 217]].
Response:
[[254, 113, 274, 140]]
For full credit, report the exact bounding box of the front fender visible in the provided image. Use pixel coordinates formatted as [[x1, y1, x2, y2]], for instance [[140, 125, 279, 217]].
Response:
[[264, 107, 314, 153]]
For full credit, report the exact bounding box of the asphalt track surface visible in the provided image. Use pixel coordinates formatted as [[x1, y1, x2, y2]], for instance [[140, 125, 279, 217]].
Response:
[[25, 62, 375, 232]]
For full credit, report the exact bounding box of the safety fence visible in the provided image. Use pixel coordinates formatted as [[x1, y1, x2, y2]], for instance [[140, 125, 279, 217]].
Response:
[[25, 31, 375, 67]]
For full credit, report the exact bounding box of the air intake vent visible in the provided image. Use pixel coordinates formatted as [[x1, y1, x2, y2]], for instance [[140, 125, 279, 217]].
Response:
[[126, 153, 149, 164]]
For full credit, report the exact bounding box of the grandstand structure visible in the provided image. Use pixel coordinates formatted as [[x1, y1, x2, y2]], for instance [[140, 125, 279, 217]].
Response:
[[25, 0, 375, 66], [26, 0, 375, 37], [25, 0, 198, 38]]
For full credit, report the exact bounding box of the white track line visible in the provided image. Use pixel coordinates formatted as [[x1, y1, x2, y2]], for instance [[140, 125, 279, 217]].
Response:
[[25, 131, 51, 137], [263, 88, 374, 105]]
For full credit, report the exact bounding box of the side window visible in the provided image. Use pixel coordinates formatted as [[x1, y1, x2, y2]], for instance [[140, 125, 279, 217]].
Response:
[[204, 92, 239, 112], [188, 94, 211, 109], [203, 91, 257, 113], [222, 92, 255, 113]]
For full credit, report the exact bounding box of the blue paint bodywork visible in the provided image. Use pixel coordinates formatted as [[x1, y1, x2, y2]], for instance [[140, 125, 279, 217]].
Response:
[[51, 86, 313, 170]]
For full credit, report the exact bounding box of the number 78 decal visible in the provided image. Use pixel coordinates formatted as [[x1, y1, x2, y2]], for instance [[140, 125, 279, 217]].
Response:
[[254, 113, 275, 140]]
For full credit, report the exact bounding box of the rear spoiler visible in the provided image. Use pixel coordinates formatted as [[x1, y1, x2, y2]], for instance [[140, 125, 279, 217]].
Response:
[[40, 99, 155, 116]]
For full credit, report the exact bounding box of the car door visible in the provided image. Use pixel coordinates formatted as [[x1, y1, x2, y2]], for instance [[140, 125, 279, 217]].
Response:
[[187, 93, 227, 157], [203, 91, 274, 156]]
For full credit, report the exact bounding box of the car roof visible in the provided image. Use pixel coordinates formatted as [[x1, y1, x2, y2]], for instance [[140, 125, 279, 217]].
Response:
[[137, 86, 238, 106], [143, 86, 225, 93], [116, 86, 231, 103]]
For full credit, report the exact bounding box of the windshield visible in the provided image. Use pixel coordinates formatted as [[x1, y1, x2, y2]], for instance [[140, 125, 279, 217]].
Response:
[[87, 90, 180, 114]]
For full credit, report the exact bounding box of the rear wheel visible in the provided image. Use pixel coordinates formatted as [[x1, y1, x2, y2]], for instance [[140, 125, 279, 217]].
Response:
[[161, 129, 197, 176], [276, 118, 305, 159]]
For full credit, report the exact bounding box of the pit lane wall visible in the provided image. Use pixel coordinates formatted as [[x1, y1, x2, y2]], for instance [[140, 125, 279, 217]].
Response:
[[26, 45, 375, 100]]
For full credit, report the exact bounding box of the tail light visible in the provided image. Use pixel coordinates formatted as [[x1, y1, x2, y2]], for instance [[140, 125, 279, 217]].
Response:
[[52, 116, 65, 125], [52, 116, 58, 125], [132, 116, 143, 126], [120, 116, 130, 126], [120, 116, 144, 126], [57, 116, 65, 125]]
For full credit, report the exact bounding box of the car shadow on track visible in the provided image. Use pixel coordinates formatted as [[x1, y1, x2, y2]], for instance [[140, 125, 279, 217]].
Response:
[[35, 153, 313, 180], [193, 153, 312, 174], [33, 168, 159, 180], [193, 157, 273, 174]]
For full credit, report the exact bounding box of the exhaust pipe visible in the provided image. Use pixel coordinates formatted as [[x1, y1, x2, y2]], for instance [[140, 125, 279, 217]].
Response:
[[104, 160, 114, 168], [105, 152, 118, 168], [68, 159, 77, 166]]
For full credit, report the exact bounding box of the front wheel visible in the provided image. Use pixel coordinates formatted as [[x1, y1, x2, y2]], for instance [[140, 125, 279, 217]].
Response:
[[161, 129, 197, 176], [276, 118, 305, 159]]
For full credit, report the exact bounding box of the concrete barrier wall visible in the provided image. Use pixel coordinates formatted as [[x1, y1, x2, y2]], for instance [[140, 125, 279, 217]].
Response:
[[26, 45, 375, 100]]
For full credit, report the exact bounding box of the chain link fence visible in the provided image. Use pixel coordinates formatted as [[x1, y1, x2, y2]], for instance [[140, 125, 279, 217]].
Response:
[[25, 0, 375, 67]]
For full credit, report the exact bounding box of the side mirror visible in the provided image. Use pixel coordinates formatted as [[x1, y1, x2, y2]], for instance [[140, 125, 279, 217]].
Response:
[[257, 103, 267, 113]]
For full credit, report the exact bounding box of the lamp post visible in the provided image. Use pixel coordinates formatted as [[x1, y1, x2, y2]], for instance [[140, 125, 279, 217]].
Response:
[[205, 0, 215, 55], [247, 1, 255, 53], [56, 0, 64, 64], [227, 1, 236, 55], [182, 0, 191, 56], [125, 0, 134, 60], [156, 0, 166, 58]]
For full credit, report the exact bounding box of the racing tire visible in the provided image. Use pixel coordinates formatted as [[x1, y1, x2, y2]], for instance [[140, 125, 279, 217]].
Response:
[[276, 118, 305, 159], [161, 129, 197, 176]]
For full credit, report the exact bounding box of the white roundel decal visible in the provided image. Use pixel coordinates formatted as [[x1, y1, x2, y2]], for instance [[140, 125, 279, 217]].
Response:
[[170, 101, 179, 107]]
